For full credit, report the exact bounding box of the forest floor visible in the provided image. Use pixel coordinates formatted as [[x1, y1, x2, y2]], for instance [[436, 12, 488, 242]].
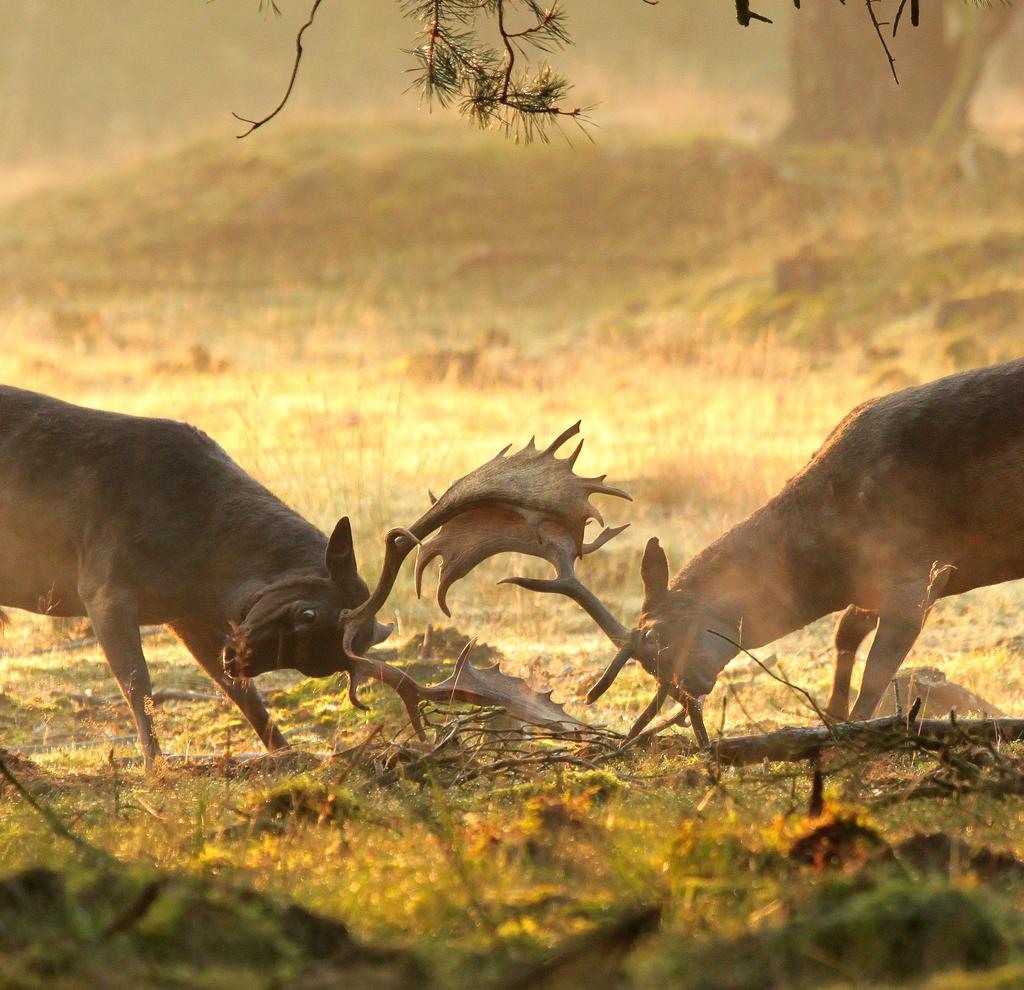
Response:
[[2, 124, 1024, 988]]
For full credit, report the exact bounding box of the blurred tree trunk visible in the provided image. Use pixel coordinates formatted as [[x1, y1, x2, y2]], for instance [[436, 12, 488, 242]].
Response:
[[785, 1, 1016, 143]]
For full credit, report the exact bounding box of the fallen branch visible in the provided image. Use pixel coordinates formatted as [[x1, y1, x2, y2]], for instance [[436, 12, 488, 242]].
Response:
[[712, 716, 1024, 767], [0, 751, 108, 860]]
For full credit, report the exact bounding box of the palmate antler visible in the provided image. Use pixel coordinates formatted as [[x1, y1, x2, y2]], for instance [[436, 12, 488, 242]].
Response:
[[348, 639, 587, 738], [336, 423, 707, 746], [336, 423, 628, 650], [414, 422, 632, 642], [407, 424, 708, 746], [331, 423, 622, 737]]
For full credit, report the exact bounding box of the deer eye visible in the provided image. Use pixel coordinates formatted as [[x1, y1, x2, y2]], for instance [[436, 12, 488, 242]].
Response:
[[297, 608, 318, 626], [641, 628, 655, 644]]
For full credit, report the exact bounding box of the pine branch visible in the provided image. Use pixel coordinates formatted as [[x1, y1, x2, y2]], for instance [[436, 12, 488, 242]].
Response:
[[229, 0, 946, 140], [403, 0, 589, 143]]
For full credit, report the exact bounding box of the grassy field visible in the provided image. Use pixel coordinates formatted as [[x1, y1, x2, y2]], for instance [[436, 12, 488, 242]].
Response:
[[2, 124, 1024, 988]]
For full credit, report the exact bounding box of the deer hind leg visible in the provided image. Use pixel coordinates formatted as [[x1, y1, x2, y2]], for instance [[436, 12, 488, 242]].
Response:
[[172, 622, 288, 753], [82, 589, 161, 767], [826, 606, 879, 721]]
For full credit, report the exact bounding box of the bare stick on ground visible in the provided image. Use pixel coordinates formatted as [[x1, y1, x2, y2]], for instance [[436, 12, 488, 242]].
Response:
[[711, 716, 1024, 768]]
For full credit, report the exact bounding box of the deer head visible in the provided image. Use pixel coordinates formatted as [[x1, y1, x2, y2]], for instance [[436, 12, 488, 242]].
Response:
[[624, 538, 731, 744], [223, 516, 395, 680]]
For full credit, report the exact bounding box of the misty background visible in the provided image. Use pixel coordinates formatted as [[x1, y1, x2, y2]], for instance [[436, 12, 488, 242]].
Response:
[[2, 0, 1022, 175]]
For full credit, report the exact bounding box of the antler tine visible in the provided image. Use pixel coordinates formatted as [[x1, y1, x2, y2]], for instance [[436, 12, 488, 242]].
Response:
[[345, 652, 429, 739], [623, 684, 709, 747], [414, 637, 477, 705], [545, 420, 582, 454], [583, 523, 629, 556], [585, 476, 633, 502], [347, 671, 370, 712], [585, 634, 638, 705], [625, 682, 670, 739], [339, 527, 421, 646], [453, 636, 476, 670]]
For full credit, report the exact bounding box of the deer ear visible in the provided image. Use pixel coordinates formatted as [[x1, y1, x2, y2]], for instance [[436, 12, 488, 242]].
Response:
[[640, 537, 670, 610], [326, 516, 358, 585]]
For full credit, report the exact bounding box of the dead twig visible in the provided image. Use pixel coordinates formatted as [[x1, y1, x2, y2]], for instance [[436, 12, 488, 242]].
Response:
[[708, 630, 836, 738], [233, 0, 325, 137], [0, 751, 107, 860], [866, 0, 899, 83]]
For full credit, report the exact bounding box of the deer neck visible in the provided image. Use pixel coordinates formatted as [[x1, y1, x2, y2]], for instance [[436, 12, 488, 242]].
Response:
[[671, 486, 850, 649], [199, 492, 332, 624]]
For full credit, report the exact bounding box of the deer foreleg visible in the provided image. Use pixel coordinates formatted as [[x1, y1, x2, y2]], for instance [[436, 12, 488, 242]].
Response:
[[209, 675, 289, 753], [173, 622, 289, 753], [826, 605, 879, 721]]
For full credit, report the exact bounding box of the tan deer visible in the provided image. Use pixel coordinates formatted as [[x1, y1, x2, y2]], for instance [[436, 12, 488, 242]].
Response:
[[410, 360, 1024, 745]]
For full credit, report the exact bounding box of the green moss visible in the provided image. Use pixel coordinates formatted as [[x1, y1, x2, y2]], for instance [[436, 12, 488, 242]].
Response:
[[241, 776, 361, 831], [0, 863, 419, 990], [490, 770, 624, 805], [654, 872, 1018, 990]]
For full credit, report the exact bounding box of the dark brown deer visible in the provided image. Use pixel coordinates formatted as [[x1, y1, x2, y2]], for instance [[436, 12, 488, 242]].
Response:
[[0, 385, 399, 766], [415, 361, 1024, 745]]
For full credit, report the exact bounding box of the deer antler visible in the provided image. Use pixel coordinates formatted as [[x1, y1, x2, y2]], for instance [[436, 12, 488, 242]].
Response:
[[338, 423, 629, 650], [334, 423, 678, 742], [415, 639, 585, 731], [413, 422, 633, 643], [345, 639, 586, 739]]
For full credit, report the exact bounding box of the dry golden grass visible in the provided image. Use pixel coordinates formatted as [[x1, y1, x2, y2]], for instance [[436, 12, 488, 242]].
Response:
[[0, 302, 1019, 748]]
